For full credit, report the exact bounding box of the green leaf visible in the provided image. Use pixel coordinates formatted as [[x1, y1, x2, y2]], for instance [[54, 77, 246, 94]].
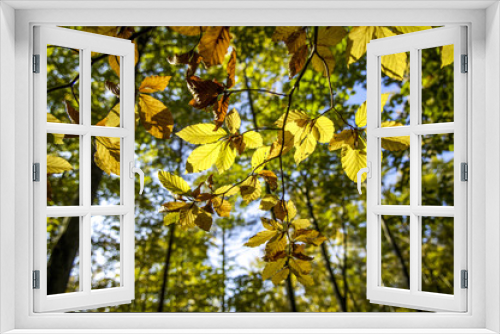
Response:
[[158, 171, 191, 195]]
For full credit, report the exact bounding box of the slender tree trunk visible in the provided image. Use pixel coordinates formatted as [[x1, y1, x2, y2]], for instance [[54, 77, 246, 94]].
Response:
[[157, 223, 176, 312], [285, 275, 297, 312], [47, 159, 103, 294], [221, 227, 226, 312], [381, 218, 410, 289], [302, 176, 346, 312]]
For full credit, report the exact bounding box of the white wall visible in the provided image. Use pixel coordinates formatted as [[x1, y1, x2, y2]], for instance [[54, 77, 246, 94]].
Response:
[[0, 2, 16, 333]]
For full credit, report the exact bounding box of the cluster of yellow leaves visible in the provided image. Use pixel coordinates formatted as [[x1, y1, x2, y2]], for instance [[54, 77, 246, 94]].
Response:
[[329, 93, 410, 182], [158, 172, 233, 231], [272, 27, 346, 78], [177, 109, 263, 174], [245, 200, 326, 286], [275, 110, 334, 164]]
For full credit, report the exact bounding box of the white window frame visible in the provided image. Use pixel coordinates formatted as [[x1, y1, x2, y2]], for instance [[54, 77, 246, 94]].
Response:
[[33, 26, 136, 313], [1, 1, 498, 333], [365, 26, 467, 312]]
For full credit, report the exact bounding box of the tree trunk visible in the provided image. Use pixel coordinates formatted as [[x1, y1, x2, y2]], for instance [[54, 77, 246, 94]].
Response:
[[157, 223, 176, 312], [381, 218, 410, 289], [47, 159, 103, 294], [221, 227, 226, 312]]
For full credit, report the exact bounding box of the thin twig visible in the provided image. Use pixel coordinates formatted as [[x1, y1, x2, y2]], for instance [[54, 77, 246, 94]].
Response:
[[227, 88, 288, 98]]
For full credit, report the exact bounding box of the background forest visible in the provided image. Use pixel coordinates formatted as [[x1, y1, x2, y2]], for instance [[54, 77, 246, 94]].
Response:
[[45, 26, 455, 312]]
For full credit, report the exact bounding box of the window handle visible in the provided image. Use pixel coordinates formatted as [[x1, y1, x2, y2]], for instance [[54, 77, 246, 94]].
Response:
[[357, 162, 371, 195], [129, 162, 145, 194]]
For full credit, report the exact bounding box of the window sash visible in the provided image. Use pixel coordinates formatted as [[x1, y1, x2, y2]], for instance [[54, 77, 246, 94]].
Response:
[[33, 26, 136, 313], [366, 26, 468, 312]]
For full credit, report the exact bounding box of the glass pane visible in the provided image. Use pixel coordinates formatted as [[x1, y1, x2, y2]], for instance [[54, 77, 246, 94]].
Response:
[[381, 137, 410, 205], [381, 51, 410, 126], [381, 215, 410, 290], [421, 45, 454, 124], [421, 216, 454, 294], [47, 45, 81, 124], [47, 216, 80, 294], [92, 136, 121, 205], [91, 215, 121, 289], [421, 133, 454, 206], [91, 53, 121, 127], [47, 134, 80, 206]]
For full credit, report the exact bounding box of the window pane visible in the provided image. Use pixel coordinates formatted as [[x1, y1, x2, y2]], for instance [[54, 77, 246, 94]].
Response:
[[381, 215, 410, 290], [381, 51, 410, 126], [421, 45, 454, 124], [47, 45, 80, 124], [47, 134, 80, 206], [47, 216, 80, 294], [421, 133, 454, 206], [91, 215, 121, 289], [421, 216, 454, 294], [92, 136, 121, 205], [381, 137, 410, 205], [91, 53, 121, 127]]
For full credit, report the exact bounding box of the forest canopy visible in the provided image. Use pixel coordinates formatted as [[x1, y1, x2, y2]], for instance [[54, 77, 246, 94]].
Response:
[[45, 25, 455, 312]]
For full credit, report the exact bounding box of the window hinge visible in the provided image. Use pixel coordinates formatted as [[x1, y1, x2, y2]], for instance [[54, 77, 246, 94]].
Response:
[[461, 162, 468, 181], [33, 54, 40, 73], [32, 270, 40, 289], [461, 270, 468, 289], [461, 54, 468, 73], [33, 163, 40, 182]]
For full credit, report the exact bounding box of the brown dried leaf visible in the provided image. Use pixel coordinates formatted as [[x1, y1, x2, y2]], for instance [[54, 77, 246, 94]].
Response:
[[285, 29, 306, 54], [167, 51, 202, 77], [291, 243, 314, 261], [105, 81, 120, 96], [64, 100, 79, 124], [138, 94, 174, 139], [193, 206, 213, 232], [289, 44, 308, 79], [213, 94, 230, 130], [212, 196, 232, 217], [258, 170, 278, 191], [169, 26, 206, 36], [226, 49, 237, 88], [187, 76, 224, 110], [198, 26, 232, 68]]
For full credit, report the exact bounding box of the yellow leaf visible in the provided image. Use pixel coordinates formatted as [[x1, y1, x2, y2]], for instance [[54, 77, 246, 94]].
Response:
[[138, 94, 174, 139], [317, 26, 347, 46], [179, 205, 196, 230], [284, 29, 306, 54], [242, 131, 263, 149], [261, 217, 282, 231], [244, 230, 277, 247], [294, 229, 326, 246], [158, 171, 191, 195], [296, 274, 314, 286], [381, 52, 407, 81], [170, 26, 205, 36], [268, 131, 295, 159], [273, 200, 297, 221], [161, 201, 191, 212], [240, 175, 261, 203], [275, 110, 309, 128], [355, 93, 391, 127], [108, 43, 139, 77], [312, 46, 335, 77], [293, 219, 311, 230], [258, 170, 278, 190], [46, 155, 73, 174], [213, 185, 240, 197], [289, 45, 308, 79], [138, 75, 171, 93], [226, 49, 237, 88], [94, 137, 120, 176], [381, 121, 410, 151], [177, 123, 227, 145], [441, 44, 454, 68], [271, 268, 290, 285], [212, 196, 232, 217], [251, 146, 270, 173], [47, 114, 65, 144], [163, 212, 180, 226], [329, 130, 356, 151], [186, 142, 223, 173], [312, 116, 334, 143], [341, 137, 367, 182], [198, 26, 232, 67], [260, 194, 279, 211], [265, 232, 287, 256], [294, 131, 317, 164], [393, 26, 432, 34], [193, 206, 213, 231], [289, 258, 312, 275], [215, 141, 236, 173], [272, 27, 301, 42], [96, 103, 121, 128], [225, 108, 241, 134], [262, 258, 287, 281], [346, 26, 376, 66]]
